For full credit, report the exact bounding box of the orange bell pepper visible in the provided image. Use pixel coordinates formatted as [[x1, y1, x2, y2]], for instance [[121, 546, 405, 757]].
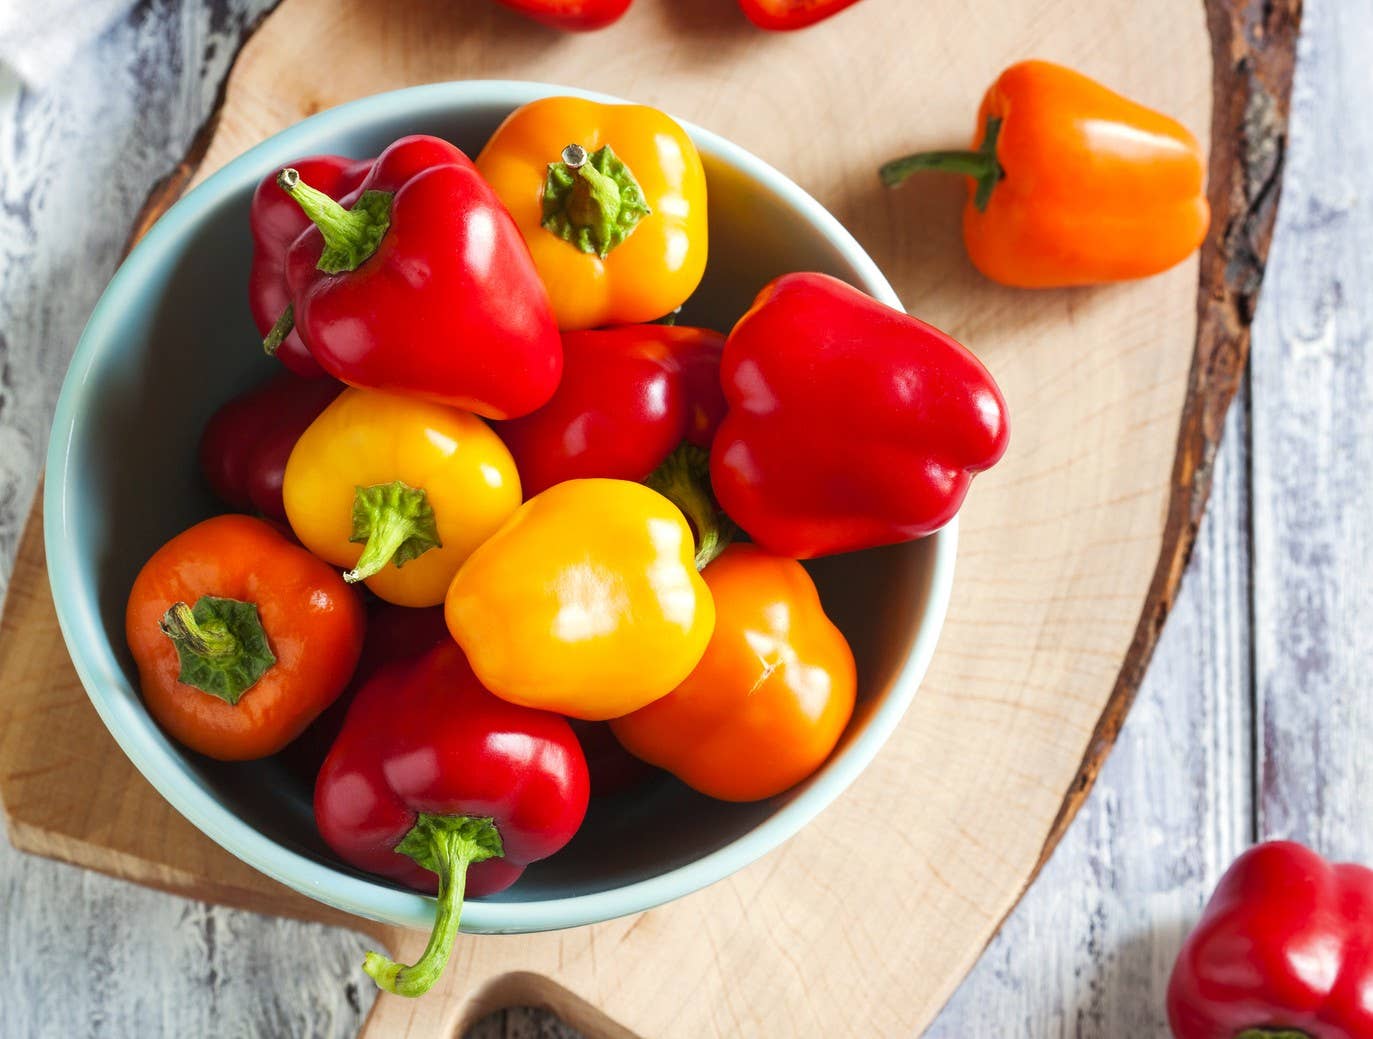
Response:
[[475, 96, 708, 330], [880, 60, 1210, 288], [125, 515, 366, 760], [610, 544, 855, 801]]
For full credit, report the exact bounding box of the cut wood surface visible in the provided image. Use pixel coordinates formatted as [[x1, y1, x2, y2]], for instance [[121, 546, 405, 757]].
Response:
[[0, 0, 1299, 1035]]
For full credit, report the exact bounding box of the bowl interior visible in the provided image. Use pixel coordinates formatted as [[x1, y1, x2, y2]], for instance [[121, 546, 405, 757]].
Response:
[[48, 83, 948, 931]]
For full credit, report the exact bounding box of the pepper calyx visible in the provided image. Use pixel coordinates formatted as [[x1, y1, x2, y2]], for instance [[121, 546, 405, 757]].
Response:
[[344, 480, 442, 585], [362, 814, 504, 998], [277, 168, 393, 274], [644, 442, 735, 570], [1236, 1030, 1314, 1039], [541, 143, 651, 258], [878, 114, 1006, 212], [159, 596, 276, 704]]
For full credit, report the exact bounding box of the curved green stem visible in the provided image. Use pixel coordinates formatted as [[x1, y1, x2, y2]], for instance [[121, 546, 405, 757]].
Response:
[[277, 168, 392, 274], [541, 143, 651, 258], [644, 442, 734, 570], [879, 115, 1005, 212], [363, 815, 503, 998], [262, 305, 294, 356], [158, 596, 276, 704], [344, 480, 442, 584]]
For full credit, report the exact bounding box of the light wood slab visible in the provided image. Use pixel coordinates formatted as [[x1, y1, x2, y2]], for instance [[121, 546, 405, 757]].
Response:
[[0, 0, 1297, 1035]]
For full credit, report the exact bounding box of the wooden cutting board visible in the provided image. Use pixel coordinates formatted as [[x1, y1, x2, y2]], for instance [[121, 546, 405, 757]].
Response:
[[0, 0, 1297, 1035]]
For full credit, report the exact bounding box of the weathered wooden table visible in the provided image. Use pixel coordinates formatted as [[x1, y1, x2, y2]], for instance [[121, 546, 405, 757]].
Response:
[[0, 0, 1353, 1034]]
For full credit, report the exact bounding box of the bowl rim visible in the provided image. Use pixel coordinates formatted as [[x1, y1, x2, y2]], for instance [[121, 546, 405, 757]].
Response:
[[44, 79, 958, 934]]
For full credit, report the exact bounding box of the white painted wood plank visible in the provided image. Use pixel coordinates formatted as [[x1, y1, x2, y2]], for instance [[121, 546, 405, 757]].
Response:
[[1251, 0, 1373, 853]]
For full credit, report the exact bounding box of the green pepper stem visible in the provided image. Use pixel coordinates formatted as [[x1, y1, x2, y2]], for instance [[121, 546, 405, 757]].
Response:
[[541, 143, 651, 258], [277, 168, 393, 274], [1236, 1030, 1314, 1039], [158, 596, 276, 705], [644, 442, 734, 571], [363, 815, 503, 998], [344, 480, 442, 585], [879, 115, 1005, 212], [160, 602, 235, 659], [262, 305, 294, 356]]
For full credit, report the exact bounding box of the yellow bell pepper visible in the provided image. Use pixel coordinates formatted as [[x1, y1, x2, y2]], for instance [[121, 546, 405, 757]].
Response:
[[444, 478, 715, 720], [475, 96, 708, 331], [283, 388, 521, 608]]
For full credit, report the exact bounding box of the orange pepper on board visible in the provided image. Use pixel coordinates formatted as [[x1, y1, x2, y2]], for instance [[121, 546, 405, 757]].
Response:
[[611, 544, 856, 801], [476, 96, 708, 330], [881, 60, 1210, 288]]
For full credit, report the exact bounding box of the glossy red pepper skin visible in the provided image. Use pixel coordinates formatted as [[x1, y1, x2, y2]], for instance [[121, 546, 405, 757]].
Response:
[[710, 273, 1009, 559], [1168, 841, 1373, 1039], [314, 641, 589, 898], [496, 324, 726, 496], [493, 0, 633, 30], [284, 135, 562, 420], [738, 0, 863, 30], [249, 155, 371, 377], [198, 370, 344, 522]]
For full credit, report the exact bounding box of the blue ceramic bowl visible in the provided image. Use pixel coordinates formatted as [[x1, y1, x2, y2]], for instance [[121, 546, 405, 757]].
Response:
[[45, 81, 956, 934]]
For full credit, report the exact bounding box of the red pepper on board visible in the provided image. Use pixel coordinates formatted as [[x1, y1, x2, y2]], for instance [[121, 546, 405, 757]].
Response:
[[496, 324, 726, 497], [737, 0, 864, 30], [1167, 841, 1373, 1039], [493, 0, 633, 30], [710, 272, 1009, 559], [315, 642, 589, 997], [249, 155, 371, 376], [198, 370, 344, 522], [279, 135, 562, 420]]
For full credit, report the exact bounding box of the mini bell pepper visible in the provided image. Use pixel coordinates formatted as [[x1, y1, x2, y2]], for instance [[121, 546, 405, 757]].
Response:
[[738, 0, 863, 29], [249, 154, 371, 376], [476, 97, 708, 331], [125, 515, 366, 760], [880, 60, 1210, 288], [279, 134, 562, 419], [445, 478, 715, 721], [710, 272, 1009, 559], [1168, 841, 1373, 1039], [316, 642, 589, 998], [493, 0, 632, 30], [612, 544, 854, 801], [496, 324, 726, 496], [283, 387, 521, 607], [198, 370, 343, 522]]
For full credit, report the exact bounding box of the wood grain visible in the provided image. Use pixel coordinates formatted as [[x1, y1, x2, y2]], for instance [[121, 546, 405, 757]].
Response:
[[0, 0, 1296, 1032]]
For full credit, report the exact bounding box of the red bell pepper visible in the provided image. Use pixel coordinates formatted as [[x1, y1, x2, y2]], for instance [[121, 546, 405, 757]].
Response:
[[315, 641, 589, 997], [198, 370, 343, 522], [493, 0, 633, 30], [496, 324, 726, 496], [738, 0, 864, 30], [249, 155, 371, 377], [710, 273, 1009, 559], [1168, 841, 1373, 1039], [279, 134, 562, 420]]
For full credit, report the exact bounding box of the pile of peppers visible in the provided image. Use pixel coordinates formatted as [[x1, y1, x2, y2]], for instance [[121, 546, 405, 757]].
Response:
[[130, 70, 1239, 1003]]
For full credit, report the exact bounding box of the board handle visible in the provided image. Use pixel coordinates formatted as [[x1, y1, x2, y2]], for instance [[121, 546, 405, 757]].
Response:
[[357, 931, 638, 1039]]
